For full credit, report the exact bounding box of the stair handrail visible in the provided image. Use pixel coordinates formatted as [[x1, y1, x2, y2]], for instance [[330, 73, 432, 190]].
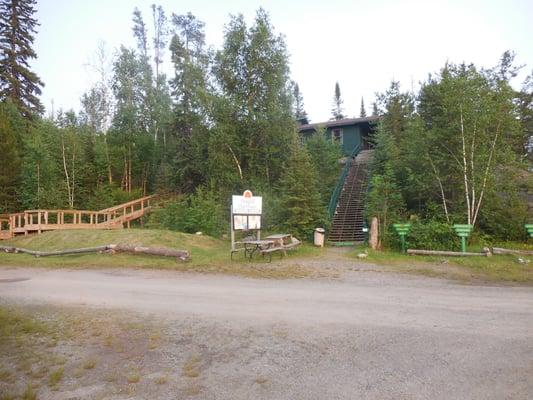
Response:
[[327, 144, 361, 220], [99, 194, 157, 213]]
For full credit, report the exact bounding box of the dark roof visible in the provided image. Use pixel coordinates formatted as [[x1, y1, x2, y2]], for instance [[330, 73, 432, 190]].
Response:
[[298, 115, 381, 132]]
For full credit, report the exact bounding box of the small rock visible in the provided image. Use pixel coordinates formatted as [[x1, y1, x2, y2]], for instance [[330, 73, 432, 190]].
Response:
[[357, 253, 368, 259], [517, 257, 530, 265], [195, 232, 203, 235]]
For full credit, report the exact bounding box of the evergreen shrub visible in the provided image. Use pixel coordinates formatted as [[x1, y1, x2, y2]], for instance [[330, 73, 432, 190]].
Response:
[[148, 187, 226, 237]]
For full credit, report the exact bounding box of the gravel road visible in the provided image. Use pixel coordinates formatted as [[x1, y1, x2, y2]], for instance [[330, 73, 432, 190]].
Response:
[[1, 266, 532, 399]]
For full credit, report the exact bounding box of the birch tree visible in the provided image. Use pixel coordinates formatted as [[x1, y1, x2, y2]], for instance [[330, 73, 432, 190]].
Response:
[[418, 57, 522, 227]]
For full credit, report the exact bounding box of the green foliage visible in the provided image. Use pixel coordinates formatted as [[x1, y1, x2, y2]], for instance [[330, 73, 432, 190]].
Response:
[[366, 165, 405, 247], [405, 220, 460, 251], [149, 187, 225, 237], [0, 0, 44, 117], [277, 144, 325, 240], [359, 97, 366, 118], [366, 54, 529, 243], [331, 82, 344, 120], [212, 9, 294, 188], [293, 82, 307, 119], [0, 101, 23, 212], [305, 129, 343, 205]]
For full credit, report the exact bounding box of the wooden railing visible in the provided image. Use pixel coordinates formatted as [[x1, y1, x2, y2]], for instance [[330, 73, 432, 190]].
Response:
[[0, 195, 157, 240], [0, 216, 11, 240]]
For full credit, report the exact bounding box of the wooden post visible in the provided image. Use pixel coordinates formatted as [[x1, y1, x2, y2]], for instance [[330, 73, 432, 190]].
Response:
[[369, 217, 379, 250], [44, 211, 48, 225], [37, 212, 42, 234]]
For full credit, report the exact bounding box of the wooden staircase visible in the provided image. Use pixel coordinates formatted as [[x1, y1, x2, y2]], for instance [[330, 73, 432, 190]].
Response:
[[328, 150, 373, 244], [0, 195, 156, 240]]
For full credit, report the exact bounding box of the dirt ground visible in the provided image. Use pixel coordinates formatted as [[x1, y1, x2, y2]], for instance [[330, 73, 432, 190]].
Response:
[[1, 256, 533, 399]]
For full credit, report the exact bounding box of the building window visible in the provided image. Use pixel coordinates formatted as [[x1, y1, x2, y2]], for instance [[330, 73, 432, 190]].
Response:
[[332, 128, 343, 144]]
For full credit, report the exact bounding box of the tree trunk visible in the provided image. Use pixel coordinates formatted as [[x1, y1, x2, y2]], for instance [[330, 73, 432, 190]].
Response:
[[109, 244, 190, 261]]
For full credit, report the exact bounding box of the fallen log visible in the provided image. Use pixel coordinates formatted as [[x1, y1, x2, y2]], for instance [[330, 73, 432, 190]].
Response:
[[0, 244, 190, 261], [492, 247, 533, 256], [407, 249, 489, 257], [0, 245, 109, 257], [109, 244, 190, 261]]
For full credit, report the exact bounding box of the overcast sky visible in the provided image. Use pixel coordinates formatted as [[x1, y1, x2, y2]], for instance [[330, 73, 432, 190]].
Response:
[[33, 0, 533, 123]]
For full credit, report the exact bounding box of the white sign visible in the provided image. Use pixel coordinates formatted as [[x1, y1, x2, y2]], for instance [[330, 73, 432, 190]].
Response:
[[232, 194, 262, 215], [233, 215, 261, 230]]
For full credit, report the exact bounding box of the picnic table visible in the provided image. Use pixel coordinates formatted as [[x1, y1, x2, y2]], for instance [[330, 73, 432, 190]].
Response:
[[231, 239, 275, 260], [231, 234, 301, 262]]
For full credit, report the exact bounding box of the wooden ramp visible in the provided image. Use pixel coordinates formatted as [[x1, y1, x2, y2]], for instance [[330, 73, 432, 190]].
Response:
[[0, 195, 156, 240]]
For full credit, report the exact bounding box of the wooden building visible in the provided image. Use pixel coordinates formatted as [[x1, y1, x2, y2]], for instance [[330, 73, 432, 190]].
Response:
[[297, 116, 380, 155]]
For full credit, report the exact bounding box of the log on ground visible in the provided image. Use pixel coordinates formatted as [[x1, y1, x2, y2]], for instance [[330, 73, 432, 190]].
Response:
[[1, 245, 111, 257], [1, 244, 190, 261], [407, 249, 489, 257], [492, 247, 533, 256], [109, 244, 190, 261]]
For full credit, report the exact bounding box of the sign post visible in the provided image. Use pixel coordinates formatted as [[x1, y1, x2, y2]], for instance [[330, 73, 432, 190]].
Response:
[[392, 223, 411, 253], [231, 190, 262, 251], [452, 224, 473, 253]]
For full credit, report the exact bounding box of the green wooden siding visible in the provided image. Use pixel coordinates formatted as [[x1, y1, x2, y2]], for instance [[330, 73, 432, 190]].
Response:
[[300, 125, 362, 156]]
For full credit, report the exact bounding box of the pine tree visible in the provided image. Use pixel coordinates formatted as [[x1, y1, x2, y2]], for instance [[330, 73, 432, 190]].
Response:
[[0, 101, 23, 212], [331, 81, 344, 120], [371, 101, 379, 116], [360, 97, 367, 117], [278, 143, 325, 239], [305, 127, 342, 204], [293, 82, 307, 119], [0, 0, 44, 118]]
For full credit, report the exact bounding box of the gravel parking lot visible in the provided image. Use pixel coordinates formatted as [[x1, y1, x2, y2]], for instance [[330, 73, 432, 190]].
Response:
[[1, 265, 532, 399]]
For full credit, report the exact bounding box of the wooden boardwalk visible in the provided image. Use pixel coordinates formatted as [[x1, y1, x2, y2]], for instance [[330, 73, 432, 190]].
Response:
[[0, 195, 155, 240]]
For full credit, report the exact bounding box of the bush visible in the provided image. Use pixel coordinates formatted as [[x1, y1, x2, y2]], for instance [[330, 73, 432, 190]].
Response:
[[386, 220, 460, 251], [148, 187, 226, 237], [86, 185, 143, 210], [408, 221, 460, 251]]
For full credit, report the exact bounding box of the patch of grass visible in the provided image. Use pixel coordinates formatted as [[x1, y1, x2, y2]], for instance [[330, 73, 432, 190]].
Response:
[[0, 307, 49, 339], [48, 366, 64, 387], [103, 335, 114, 347], [0, 368, 13, 383], [154, 375, 168, 384], [126, 370, 141, 383], [0, 229, 318, 278], [357, 247, 533, 284], [182, 355, 202, 378], [82, 358, 96, 369], [184, 384, 202, 396], [21, 384, 37, 400], [103, 371, 118, 382]]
